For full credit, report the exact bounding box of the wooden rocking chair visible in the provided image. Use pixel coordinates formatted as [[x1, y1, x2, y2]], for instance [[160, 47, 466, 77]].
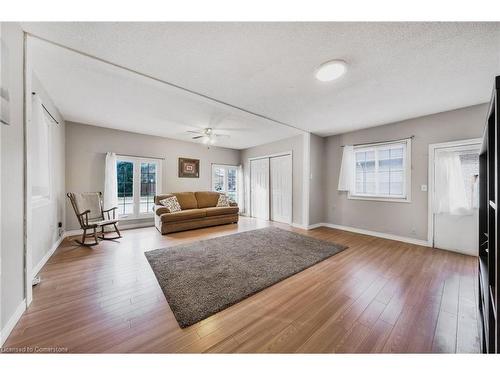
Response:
[[67, 192, 122, 246]]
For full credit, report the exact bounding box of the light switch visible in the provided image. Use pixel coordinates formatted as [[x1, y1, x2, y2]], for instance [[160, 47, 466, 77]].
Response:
[[421, 184, 427, 192]]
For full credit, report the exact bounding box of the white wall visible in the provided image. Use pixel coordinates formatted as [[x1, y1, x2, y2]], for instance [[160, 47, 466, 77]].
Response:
[[309, 134, 325, 226], [1, 22, 25, 343], [65, 122, 241, 230], [240, 134, 307, 226], [323, 104, 488, 241]]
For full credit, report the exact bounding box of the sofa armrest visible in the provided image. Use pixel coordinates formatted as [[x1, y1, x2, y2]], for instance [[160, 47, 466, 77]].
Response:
[[154, 205, 171, 215]]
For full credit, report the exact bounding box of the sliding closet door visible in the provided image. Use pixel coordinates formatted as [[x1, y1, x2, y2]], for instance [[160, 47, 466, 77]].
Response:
[[270, 155, 292, 224], [250, 158, 270, 220]]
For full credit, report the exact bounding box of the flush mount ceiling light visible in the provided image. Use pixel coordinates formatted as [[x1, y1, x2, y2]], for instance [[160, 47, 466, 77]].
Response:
[[315, 60, 347, 82]]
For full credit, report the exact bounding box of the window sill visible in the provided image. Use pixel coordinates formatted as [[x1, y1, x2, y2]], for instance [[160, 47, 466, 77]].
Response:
[[118, 214, 154, 221], [347, 194, 411, 203]]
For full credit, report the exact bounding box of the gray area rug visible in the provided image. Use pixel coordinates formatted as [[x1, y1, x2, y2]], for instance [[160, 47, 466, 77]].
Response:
[[145, 227, 348, 328]]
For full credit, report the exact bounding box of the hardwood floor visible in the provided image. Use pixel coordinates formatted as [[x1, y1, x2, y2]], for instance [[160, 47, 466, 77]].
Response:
[[3, 217, 480, 353]]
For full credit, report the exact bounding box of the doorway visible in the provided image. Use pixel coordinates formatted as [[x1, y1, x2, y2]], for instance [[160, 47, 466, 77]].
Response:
[[249, 153, 292, 224], [429, 139, 481, 255]]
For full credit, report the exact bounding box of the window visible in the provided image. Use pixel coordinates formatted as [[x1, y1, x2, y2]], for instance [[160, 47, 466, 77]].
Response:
[[212, 164, 239, 203], [116, 156, 162, 218], [350, 139, 411, 202]]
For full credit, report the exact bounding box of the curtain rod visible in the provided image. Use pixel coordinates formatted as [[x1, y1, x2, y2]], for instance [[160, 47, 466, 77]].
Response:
[[32, 92, 60, 124], [342, 135, 414, 148], [117, 153, 165, 160]]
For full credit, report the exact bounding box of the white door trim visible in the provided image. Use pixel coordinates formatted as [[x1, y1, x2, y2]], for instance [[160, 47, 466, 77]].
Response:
[[427, 138, 482, 247], [248, 150, 292, 161]]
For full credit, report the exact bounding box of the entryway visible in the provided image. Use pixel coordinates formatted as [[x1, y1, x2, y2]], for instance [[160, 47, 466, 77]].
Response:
[[249, 153, 292, 224], [429, 138, 482, 255]]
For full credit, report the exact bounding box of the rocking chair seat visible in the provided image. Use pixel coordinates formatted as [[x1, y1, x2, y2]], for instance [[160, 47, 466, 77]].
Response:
[[88, 218, 119, 227]]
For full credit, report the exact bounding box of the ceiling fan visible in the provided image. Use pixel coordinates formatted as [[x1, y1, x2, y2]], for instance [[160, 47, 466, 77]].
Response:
[[187, 127, 229, 144]]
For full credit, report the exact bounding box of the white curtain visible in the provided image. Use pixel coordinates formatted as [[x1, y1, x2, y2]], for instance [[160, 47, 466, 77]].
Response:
[[237, 164, 244, 212], [338, 145, 354, 192], [434, 151, 469, 215], [104, 152, 118, 210]]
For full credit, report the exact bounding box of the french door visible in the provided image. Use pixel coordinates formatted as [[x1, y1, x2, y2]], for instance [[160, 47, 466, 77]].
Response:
[[116, 156, 162, 219]]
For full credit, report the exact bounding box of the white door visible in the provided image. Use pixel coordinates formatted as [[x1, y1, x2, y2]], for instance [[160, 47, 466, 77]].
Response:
[[270, 155, 292, 224], [250, 158, 270, 220], [432, 143, 480, 255]]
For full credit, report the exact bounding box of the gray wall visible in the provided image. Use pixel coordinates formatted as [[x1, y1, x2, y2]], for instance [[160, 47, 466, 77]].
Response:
[[65, 122, 240, 230], [323, 104, 488, 241], [309, 134, 325, 225], [240, 134, 305, 225], [1, 22, 25, 333], [28, 74, 66, 270]]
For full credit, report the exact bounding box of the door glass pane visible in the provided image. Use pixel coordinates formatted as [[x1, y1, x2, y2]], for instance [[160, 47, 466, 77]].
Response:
[[117, 160, 134, 215], [213, 167, 225, 192], [459, 152, 479, 208], [140, 162, 156, 213], [227, 168, 237, 192]]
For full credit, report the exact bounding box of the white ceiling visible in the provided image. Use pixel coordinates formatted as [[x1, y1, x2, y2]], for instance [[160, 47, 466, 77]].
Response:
[[24, 22, 500, 138]]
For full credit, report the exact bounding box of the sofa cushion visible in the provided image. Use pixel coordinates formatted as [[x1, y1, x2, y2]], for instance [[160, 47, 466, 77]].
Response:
[[195, 191, 220, 208], [216, 194, 231, 207], [155, 193, 174, 205], [160, 208, 206, 223], [172, 192, 198, 210], [205, 206, 239, 217], [159, 196, 181, 212]]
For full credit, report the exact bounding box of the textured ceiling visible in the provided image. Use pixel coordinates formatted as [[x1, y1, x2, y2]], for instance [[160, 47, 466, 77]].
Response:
[[28, 37, 302, 149], [23, 22, 500, 137]]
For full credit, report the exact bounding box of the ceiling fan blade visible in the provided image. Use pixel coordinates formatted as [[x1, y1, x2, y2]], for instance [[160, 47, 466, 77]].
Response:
[[213, 134, 230, 138], [187, 130, 203, 134], [192, 135, 204, 139]]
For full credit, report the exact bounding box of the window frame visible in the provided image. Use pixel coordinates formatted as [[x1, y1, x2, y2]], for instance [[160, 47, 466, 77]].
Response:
[[348, 139, 412, 203], [116, 155, 162, 220], [211, 163, 239, 203]]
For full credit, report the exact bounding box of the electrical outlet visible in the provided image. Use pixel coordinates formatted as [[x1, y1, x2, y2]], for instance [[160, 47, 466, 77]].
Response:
[[421, 184, 427, 192]]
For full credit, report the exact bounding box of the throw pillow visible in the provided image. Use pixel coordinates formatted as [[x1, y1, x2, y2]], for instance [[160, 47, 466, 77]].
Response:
[[159, 196, 181, 213], [216, 194, 230, 207]]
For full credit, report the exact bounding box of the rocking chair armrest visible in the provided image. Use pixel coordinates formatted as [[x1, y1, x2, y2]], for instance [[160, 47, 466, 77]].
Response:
[[102, 206, 118, 219], [77, 210, 91, 226]]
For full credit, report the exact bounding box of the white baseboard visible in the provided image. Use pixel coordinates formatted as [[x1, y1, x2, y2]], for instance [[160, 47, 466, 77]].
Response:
[[64, 221, 154, 237], [31, 234, 65, 279], [314, 222, 431, 247], [0, 299, 26, 347], [291, 222, 308, 230], [291, 222, 327, 230]]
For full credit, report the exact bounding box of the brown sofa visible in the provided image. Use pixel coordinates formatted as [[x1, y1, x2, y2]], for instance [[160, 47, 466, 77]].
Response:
[[154, 191, 239, 234]]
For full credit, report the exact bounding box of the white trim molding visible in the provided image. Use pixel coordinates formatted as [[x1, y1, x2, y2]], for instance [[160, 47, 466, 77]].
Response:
[[0, 299, 26, 347], [308, 222, 431, 247]]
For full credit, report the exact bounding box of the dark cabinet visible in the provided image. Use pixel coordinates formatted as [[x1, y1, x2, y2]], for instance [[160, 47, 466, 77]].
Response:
[[478, 75, 500, 353]]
